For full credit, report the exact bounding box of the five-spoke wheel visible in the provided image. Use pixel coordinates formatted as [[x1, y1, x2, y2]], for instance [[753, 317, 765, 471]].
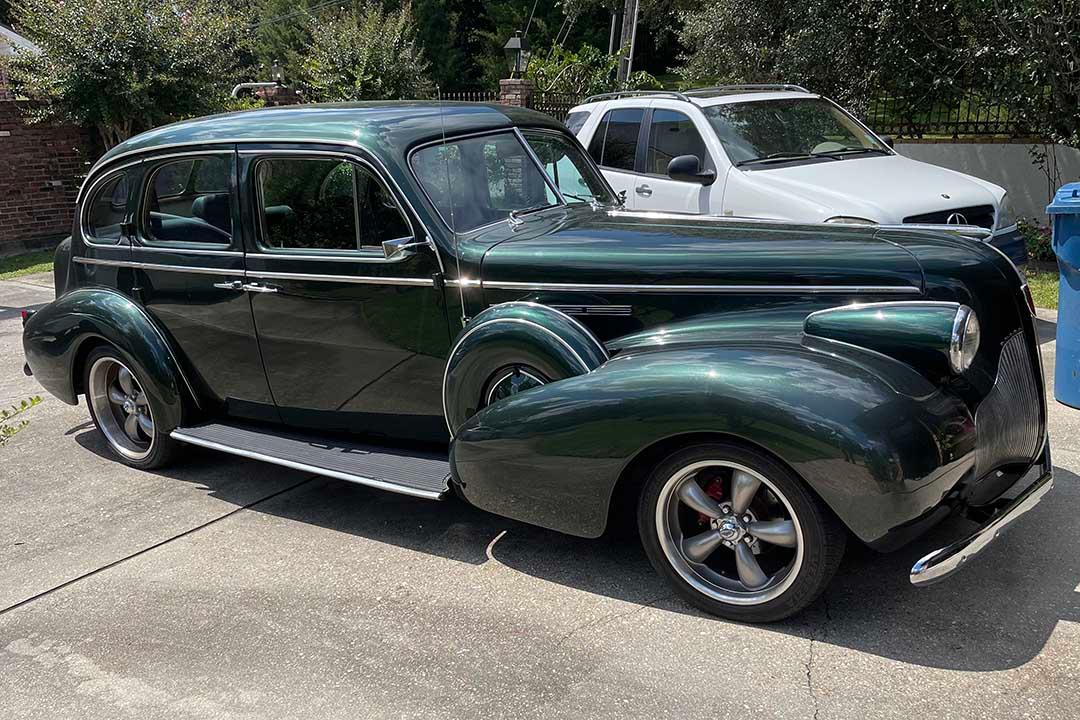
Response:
[[84, 346, 178, 469], [639, 442, 845, 622]]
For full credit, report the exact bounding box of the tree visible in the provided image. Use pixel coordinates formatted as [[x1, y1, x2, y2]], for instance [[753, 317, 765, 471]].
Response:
[[5, 0, 254, 149], [299, 1, 433, 102], [528, 43, 659, 95]]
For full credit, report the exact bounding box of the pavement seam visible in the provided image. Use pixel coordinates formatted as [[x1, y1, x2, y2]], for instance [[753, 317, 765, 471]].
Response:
[[805, 593, 831, 720], [0, 474, 318, 618]]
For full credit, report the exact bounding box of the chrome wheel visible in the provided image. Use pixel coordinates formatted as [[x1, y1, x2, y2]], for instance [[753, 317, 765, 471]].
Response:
[[485, 367, 545, 406], [87, 356, 155, 461], [656, 460, 804, 606]]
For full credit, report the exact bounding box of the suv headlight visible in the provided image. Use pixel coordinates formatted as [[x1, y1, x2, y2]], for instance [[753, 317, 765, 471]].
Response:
[[949, 306, 981, 373], [825, 216, 877, 225], [995, 194, 1017, 231]]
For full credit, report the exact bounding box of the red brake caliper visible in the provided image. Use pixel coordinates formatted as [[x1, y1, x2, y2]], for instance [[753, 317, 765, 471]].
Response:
[[698, 477, 725, 525]]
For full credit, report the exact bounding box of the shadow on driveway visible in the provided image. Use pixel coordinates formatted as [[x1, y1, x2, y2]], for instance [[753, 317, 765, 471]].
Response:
[[73, 424, 1078, 673]]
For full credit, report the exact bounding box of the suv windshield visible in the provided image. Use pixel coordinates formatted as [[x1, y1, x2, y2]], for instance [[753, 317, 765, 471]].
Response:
[[703, 98, 889, 167], [411, 130, 613, 233]]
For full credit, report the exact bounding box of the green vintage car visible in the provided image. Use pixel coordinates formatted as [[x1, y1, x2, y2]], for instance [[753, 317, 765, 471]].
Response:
[[22, 103, 1052, 622]]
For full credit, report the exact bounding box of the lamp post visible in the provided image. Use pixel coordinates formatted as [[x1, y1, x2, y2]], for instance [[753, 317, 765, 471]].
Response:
[[503, 30, 531, 78]]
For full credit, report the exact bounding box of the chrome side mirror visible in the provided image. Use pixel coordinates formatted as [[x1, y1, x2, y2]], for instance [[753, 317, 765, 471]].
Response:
[[382, 237, 427, 260]]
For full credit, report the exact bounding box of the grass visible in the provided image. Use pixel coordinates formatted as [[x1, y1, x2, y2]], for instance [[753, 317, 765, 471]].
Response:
[[0, 250, 54, 281], [1025, 267, 1058, 310]]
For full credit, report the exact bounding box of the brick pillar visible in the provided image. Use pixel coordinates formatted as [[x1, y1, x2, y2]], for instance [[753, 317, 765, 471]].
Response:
[[499, 78, 535, 108]]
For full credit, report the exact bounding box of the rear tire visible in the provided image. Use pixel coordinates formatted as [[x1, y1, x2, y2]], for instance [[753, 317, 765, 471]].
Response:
[[638, 442, 845, 622], [83, 346, 180, 470]]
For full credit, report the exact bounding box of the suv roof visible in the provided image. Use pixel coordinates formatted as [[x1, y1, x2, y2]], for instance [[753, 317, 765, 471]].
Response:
[[575, 85, 818, 111]]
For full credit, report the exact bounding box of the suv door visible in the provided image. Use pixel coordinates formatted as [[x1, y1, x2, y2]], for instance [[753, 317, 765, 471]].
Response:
[[585, 106, 647, 208], [131, 148, 276, 422], [240, 147, 451, 443], [632, 107, 719, 214]]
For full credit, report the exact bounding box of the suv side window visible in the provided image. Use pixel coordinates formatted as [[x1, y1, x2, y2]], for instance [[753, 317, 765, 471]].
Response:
[[256, 156, 410, 252], [85, 172, 131, 244], [564, 111, 589, 135], [588, 108, 644, 172], [142, 154, 234, 245], [646, 109, 709, 175]]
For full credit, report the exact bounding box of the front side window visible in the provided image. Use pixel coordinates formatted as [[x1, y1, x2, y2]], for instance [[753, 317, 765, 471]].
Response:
[[411, 132, 557, 233], [85, 172, 130, 243], [589, 108, 644, 172], [143, 154, 233, 245], [646, 110, 709, 175], [257, 157, 410, 252], [704, 98, 889, 167], [521, 130, 613, 206]]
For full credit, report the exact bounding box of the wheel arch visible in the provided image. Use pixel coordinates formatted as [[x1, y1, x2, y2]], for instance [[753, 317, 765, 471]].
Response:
[[23, 288, 199, 427]]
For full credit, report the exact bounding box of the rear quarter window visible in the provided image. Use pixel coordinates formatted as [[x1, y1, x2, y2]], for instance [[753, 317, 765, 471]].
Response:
[[84, 172, 131, 244], [564, 111, 589, 135]]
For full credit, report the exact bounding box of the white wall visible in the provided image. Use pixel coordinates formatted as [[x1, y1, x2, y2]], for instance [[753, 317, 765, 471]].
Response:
[[895, 142, 1080, 223]]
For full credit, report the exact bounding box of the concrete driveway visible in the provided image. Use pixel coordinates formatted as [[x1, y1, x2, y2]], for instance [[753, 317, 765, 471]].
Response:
[[1, 274, 1078, 719]]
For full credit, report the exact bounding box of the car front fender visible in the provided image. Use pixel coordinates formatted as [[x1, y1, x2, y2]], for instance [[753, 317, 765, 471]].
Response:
[[451, 342, 975, 544], [22, 288, 194, 428]]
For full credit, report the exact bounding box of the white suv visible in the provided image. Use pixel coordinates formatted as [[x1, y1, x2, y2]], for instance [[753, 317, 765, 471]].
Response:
[[566, 86, 1025, 264]]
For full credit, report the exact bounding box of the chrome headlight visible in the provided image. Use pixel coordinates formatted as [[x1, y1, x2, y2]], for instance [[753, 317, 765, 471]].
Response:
[[995, 194, 1017, 230], [825, 216, 877, 225], [949, 306, 981, 373]]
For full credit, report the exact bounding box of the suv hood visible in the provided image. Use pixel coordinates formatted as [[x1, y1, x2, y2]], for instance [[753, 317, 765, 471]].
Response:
[[477, 207, 923, 292], [729, 154, 1003, 224]]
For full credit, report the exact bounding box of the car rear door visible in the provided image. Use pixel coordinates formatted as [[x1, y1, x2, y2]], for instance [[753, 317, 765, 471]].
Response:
[[585, 105, 648, 209]]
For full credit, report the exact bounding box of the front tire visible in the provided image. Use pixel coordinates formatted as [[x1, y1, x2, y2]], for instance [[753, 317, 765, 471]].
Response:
[[638, 442, 845, 622], [84, 346, 179, 470]]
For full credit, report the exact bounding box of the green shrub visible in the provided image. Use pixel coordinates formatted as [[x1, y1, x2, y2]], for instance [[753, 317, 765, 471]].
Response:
[[1, 396, 42, 447], [1019, 218, 1055, 263]]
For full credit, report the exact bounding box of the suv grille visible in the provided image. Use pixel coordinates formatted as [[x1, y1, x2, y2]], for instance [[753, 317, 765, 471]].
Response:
[[904, 205, 995, 229], [973, 331, 1043, 478]]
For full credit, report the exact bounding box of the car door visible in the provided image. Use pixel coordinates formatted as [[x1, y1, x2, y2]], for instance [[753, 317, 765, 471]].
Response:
[[240, 147, 452, 444], [129, 148, 277, 422], [585, 106, 647, 208], [631, 107, 719, 215]]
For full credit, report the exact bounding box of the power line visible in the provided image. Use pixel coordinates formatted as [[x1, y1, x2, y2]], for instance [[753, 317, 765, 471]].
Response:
[[249, 0, 345, 30]]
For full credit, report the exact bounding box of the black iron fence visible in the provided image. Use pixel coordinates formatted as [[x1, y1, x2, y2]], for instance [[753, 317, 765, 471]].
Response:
[[529, 91, 584, 121], [439, 90, 498, 103]]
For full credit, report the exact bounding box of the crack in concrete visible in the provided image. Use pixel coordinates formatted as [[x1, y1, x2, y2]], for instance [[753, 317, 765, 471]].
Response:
[[558, 595, 666, 644]]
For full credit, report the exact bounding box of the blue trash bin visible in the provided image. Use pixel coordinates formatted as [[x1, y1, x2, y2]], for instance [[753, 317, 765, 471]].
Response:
[[1047, 182, 1080, 409]]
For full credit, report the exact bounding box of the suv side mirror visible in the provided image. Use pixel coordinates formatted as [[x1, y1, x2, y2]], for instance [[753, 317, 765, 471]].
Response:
[[667, 155, 716, 186], [880, 135, 895, 149]]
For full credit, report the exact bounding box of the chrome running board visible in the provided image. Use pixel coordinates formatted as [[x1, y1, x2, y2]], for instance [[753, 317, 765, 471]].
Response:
[[910, 467, 1053, 585], [171, 423, 450, 500]]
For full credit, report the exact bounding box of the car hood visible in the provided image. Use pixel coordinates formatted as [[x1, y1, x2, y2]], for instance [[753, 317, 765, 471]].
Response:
[[735, 155, 1002, 223], [476, 207, 924, 292]]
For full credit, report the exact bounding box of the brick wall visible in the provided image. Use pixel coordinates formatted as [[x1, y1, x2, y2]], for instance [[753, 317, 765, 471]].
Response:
[[0, 100, 95, 256]]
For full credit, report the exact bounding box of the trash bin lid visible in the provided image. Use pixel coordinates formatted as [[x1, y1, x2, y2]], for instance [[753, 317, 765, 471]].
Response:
[[1047, 182, 1080, 215]]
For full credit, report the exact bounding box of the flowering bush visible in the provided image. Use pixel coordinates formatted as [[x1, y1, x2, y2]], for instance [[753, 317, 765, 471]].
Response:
[[1019, 218, 1055, 263]]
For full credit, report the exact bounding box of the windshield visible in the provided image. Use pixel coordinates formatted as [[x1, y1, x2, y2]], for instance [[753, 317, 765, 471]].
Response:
[[521, 130, 614, 206], [411, 130, 613, 233], [703, 98, 889, 167]]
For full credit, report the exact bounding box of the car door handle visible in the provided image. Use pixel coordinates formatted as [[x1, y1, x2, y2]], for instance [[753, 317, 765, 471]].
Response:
[[212, 280, 244, 291], [241, 282, 278, 294], [635, 184, 652, 197]]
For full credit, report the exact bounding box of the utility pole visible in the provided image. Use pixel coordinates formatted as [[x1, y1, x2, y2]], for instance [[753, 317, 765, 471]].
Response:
[[616, 0, 639, 86]]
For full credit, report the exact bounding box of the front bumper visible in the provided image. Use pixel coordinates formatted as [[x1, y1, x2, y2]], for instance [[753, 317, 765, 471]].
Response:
[[909, 448, 1053, 585]]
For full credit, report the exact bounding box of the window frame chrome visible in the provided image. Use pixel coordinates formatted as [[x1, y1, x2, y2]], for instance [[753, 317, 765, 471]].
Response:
[[136, 150, 237, 252]]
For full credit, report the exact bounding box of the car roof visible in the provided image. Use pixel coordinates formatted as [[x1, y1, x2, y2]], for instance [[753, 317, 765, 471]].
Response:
[[95, 102, 565, 169], [569, 90, 820, 115]]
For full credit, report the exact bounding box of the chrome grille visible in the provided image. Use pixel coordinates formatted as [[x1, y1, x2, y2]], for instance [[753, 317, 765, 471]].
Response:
[[974, 331, 1043, 477], [904, 204, 995, 229]]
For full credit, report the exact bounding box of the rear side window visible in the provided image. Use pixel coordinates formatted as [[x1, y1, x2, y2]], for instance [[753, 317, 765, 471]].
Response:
[[588, 108, 644, 172], [142, 154, 234, 245], [85, 172, 130, 243], [564, 111, 589, 135], [256, 157, 410, 252], [646, 110, 709, 175]]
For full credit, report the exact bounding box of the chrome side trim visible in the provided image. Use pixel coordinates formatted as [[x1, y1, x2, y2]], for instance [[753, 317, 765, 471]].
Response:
[[133, 245, 243, 257], [551, 304, 633, 316], [245, 270, 435, 287], [169, 430, 444, 500], [910, 469, 1053, 586], [73, 256, 240, 277], [481, 279, 921, 295], [805, 300, 960, 321], [253, 248, 413, 264], [495, 300, 609, 361]]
